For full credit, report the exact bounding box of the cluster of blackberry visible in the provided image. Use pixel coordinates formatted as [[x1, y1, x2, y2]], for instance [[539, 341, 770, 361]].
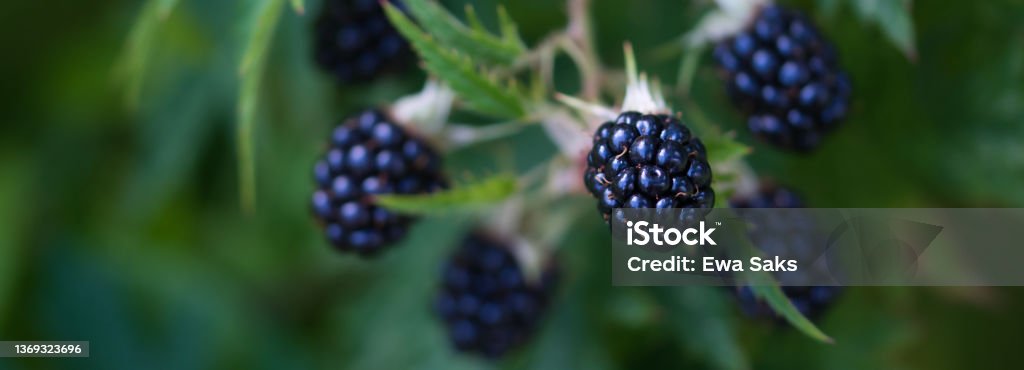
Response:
[[434, 232, 560, 359], [713, 5, 852, 151], [302, 0, 861, 355], [729, 186, 842, 320], [583, 112, 716, 222], [313, 0, 412, 83], [310, 110, 446, 256]]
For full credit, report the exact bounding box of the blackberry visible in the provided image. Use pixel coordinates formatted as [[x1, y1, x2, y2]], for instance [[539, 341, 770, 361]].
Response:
[[434, 232, 559, 359], [729, 185, 803, 209], [311, 109, 446, 256], [583, 112, 715, 223], [713, 5, 852, 151], [313, 0, 412, 83], [729, 186, 842, 320]]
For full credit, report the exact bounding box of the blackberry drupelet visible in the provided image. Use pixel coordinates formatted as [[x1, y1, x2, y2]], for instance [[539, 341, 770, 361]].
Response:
[[311, 109, 446, 256], [434, 232, 559, 359], [729, 186, 842, 320], [583, 112, 715, 223], [713, 5, 852, 151], [313, 0, 412, 83]]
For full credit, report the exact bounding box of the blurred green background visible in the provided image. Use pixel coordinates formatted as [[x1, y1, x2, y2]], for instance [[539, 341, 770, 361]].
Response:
[[2, 0, 1024, 369]]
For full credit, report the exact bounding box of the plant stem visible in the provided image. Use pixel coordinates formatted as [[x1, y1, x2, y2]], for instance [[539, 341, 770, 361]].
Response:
[[565, 0, 601, 100]]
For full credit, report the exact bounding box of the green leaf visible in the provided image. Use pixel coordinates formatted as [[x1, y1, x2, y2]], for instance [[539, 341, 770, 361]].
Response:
[[868, 0, 917, 60], [384, 2, 527, 119], [822, 0, 917, 60], [462, 5, 486, 33], [725, 227, 831, 342], [702, 130, 751, 165], [679, 100, 750, 165], [289, 0, 305, 14], [375, 174, 518, 215], [750, 281, 834, 343], [237, 0, 286, 212], [155, 0, 179, 16], [0, 159, 32, 327], [114, 0, 181, 109], [496, 5, 527, 50], [817, 0, 842, 16], [403, 0, 524, 66], [657, 288, 749, 370]]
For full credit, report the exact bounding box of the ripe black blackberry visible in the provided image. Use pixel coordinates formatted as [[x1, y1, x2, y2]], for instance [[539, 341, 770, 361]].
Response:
[[729, 186, 842, 321], [583, 112, 715, 223], [311, 109, 446, 256], [313, 0, 412, 83], [434, 232, 559, 359], [713, 5, 852, 151]]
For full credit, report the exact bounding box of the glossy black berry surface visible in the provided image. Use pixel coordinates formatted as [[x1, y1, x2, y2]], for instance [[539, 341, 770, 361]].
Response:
[[729, 186, 842, 321], [584, 112, 715, 222], [714, 5, 852, 151], [313, 0, 412, 83], [311, 110, 446, 256], [434, 232, 559, 359]]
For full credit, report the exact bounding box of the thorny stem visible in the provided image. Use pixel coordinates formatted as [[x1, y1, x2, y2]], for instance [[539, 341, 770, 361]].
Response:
[[676, 45, 704, 97], [565, 0, 601, 100], [483, 0, 763, 254], [507, 0, 602, 100], [444, 121, 528, 149]]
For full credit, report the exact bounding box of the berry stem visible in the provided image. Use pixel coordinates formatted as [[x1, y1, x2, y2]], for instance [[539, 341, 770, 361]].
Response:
[[565, 0, 601, 100], [444, 121, 528, 149], [675, 44, 704, 97]]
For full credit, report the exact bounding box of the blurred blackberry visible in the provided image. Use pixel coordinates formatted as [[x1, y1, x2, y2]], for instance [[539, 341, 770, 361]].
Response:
[[583, 112, 715, 223], [729, 186, 842, 321], [713, 5, 852, 151], [434, 232, 559, 359], [311, 110, 446, 256], [313, 0, 412, 83], [729, 185, 803, 208]]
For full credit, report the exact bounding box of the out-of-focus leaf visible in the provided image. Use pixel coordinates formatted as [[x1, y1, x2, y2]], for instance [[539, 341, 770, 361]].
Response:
[[35, 242, 150, 369], [384, 2, 527, 119], [237, 0, 286, 212], [114, 0, 181, 108], [0, 158, 31, 327], [750, 281, 834, 343], [119, 81, 217, 221], [155, 0, 179, 16], [817, 0, 842, 16], [657, 287, 750, 370], [289, 0, 304, 14], [679, 99, 750, 166], [496, 5, 526, 51], [857, 0, 917, 60], [730, 231, 831, 342], [375, 174, 518, 215], [463, 4, 486, 32], [334, 217, 480, 369], [527, 285, 614, 370], [403, 0, 524, 66], [702, 131, 751, 166], [820, 0, 917, 60], [815, 289, 914, 370]]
